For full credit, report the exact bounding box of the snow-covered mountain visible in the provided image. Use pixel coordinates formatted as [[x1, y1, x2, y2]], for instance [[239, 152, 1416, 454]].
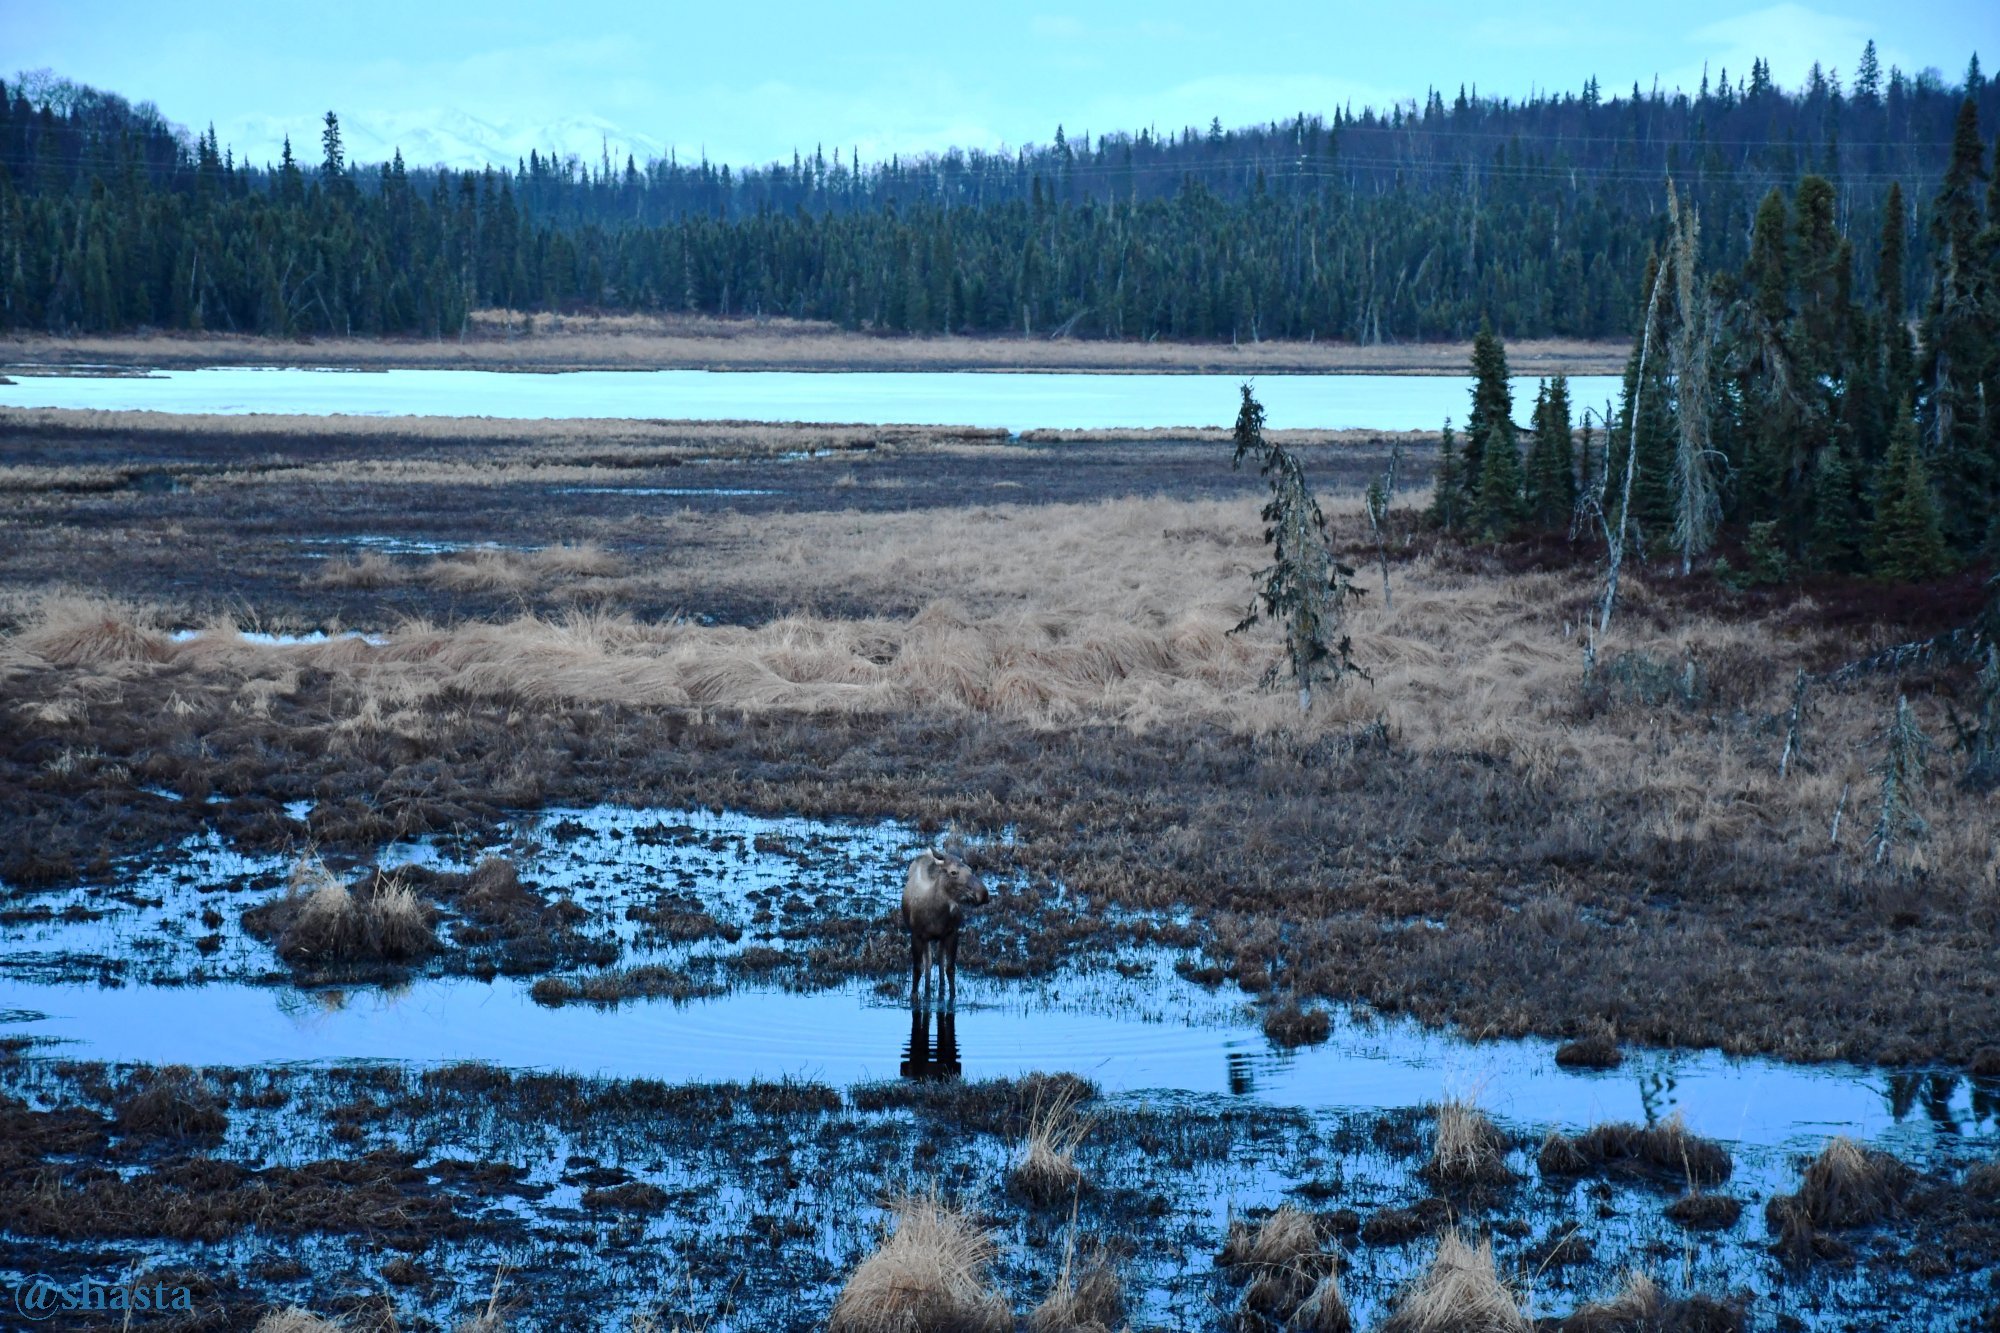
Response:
[[221, 108, 671, 172]]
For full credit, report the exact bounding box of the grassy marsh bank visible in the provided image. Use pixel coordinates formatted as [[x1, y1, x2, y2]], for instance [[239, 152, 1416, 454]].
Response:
[[1, 314, 1634, 376]]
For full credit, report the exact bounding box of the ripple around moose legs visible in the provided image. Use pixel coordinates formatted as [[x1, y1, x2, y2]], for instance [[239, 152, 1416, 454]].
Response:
[[2, 969, 1992, 1161]]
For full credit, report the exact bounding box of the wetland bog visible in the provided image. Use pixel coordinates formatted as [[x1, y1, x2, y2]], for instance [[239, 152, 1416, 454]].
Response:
[[2, 404, 1996, 1330]]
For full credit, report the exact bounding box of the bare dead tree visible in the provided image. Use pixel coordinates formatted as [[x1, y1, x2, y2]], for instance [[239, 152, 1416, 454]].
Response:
[[1667, 184, 1723, 575]]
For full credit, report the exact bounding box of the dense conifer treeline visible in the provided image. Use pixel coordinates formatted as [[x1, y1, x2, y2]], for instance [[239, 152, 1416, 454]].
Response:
[[1, 52, 1995, 341], [1430, 95, 2000, 573]]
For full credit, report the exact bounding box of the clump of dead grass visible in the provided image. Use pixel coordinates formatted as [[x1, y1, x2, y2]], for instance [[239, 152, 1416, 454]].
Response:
[[1263, 994, 1332, 1047], [1009, 1081, 1095, 1206], [1378, 1231, 1529, 1333], [1556, 1270, 1745, 1332], [527, 541, 622, 578], [1536, 1112, 1731, 1187], [1218, 1206, 1344, 1327], [1427, 1097, 1513, 1188], [827, 1193, 1011, 1333], [253, 1311, 343, 1333], [311, 550, 400, 589], [1026, 1239, 1123, 1333], [244, 854, 438, 965], [113, 1064, 228, 1141], [1553, 1032, 1622, 1069], [11, 594, 173, 666], [1767, 1136, 1912, 1230]]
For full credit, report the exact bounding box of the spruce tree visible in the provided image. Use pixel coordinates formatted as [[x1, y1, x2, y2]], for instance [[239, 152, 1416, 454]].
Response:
[[1428, 417, 1465, 532], [1918, 98, 1993, 551], [1229, 384, 1366, 709], [1806, 445, 1864, 572], [1737, 189, 1796, 524], [1464, 319, 1515, 487], [1868, 417, 1952, 580], [1524, 374, 1577, 529], [1472, 419, 1526, 539]]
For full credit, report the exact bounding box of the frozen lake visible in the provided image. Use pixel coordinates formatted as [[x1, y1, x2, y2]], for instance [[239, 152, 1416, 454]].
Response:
[[0, 366, 1623, 432]]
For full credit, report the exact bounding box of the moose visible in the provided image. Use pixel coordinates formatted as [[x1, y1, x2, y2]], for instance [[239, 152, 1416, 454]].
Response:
[[900, 847, 990, 1007]]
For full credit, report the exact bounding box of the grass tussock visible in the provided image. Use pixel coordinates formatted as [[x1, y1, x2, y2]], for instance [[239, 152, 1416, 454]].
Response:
[[1553, 1033, 1622, 1069], [1377, 1231, 1529, 1333], [1536, 1112, 1731, 1187], [253, 1311, 344, 1333], [827, 1193, 1011, 1333], [1767, 1137, 1913, 1231], [316, 543, 624, 594], [1663, 1191, 1744, 1231], [1218, 1206, 1343, 1326], [8, 594, 173, 667], [1219, 1205, 1323, 1270], [244, 855, 438, 965], [1556, 1271, 1745, 1333], [1428, 1097, 1512, 1188], [113, 1065, 228, 1141], [1009, 1082, 1095, 1207], [1967, 1157, 2000, 1199], [1262, 994, 1332, 1047], [1025, 1241, 1123, 1333]]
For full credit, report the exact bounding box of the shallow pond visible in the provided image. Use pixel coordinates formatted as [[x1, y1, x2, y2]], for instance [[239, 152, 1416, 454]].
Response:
[[4, 970, 1993, 1164], [0, 366, 1623, 432], [1, 804, 1991, 1164]]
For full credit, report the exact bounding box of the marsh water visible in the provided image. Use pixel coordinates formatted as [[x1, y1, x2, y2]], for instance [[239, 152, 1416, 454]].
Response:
[[3, 804, 1990, 1160], [4, 803, 1996, 1328], [0, 365, 1623, 431]]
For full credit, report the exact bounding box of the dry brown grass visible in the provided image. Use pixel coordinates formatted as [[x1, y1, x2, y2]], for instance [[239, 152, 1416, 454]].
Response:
[[246, 855, 438, 965], [1008, 1081, 1094, 1206], [1429, 1096, 1512, 1187], [1555, 1270, 1746, 1332], [1219, 1205, 1323, 1270], [1536, 1112, 1731, 1187], [253, 1311, 343, 1333], [1773, 1136, 1912, 1228], [1025, 1240, 1123, 1333], [5, 322, 1631, 375], [1219, 1205, 1344, 1329], [8, 484, 1993, 899], [0, 406, 997, 460], [827, 1193, 1012, 1333], [1378, 1231, 1530, 1333], [113, 1064, 228, 1141], [1557, 1271, 1659, 1330]]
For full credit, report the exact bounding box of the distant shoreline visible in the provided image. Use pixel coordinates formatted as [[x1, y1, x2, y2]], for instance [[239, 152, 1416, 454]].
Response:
[[3, 315, 1632, 378]]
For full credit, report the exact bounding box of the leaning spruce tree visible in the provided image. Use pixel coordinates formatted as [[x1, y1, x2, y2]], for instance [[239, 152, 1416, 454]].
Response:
[[1230, 384, 1367, 710]]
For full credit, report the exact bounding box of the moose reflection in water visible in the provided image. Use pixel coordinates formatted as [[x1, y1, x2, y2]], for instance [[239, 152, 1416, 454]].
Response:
[[900, 848, 990, 1008], [901, 1006, 961, 1081]]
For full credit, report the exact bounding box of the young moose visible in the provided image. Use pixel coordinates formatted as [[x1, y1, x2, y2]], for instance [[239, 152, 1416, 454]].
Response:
[[901, 848, 990, 1007]]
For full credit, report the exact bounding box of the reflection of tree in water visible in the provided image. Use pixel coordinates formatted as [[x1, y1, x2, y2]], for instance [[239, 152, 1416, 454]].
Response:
[[1636, 1065, 1677, 1125], [1886, 1070, 1977, 1135], [1972, 1074, 2000, 1128], [1227, 1044, 1298, 1097], [901, 1007, 960, 1081]]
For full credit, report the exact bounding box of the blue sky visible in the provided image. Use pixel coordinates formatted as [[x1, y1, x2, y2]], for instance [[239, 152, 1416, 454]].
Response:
[[7, 1, 1995, 169]]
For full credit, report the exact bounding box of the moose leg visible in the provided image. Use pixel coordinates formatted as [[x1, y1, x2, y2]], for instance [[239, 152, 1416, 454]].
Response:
[[910, 934, 925, 1007], [944, 931, 961, 1008]]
